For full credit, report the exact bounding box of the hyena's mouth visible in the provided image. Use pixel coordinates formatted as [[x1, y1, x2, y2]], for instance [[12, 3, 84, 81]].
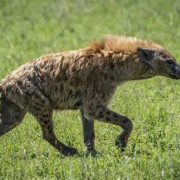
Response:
[[168, 74, 180, 80]]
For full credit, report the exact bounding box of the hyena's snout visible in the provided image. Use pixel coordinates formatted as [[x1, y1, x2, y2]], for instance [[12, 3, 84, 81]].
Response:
[[163, 61, 180, 80], [169, 63, 180, 79]]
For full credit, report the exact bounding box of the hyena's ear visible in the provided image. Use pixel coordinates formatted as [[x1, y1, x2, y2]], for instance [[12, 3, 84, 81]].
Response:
[[137, 47, 155, 65]]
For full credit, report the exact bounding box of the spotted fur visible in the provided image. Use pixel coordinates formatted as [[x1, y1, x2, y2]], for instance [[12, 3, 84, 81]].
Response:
[[0, 35, 180, 156]]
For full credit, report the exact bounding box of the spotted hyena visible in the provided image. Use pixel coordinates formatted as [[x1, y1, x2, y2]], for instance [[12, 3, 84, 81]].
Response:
[[0, 36, 180, 156]]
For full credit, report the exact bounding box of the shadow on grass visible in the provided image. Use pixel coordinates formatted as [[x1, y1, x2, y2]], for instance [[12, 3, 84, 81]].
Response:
[[55, 150, 105, 159], [28, 150, 105, 160]]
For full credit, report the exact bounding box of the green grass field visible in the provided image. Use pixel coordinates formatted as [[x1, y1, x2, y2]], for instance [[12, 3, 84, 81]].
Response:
[[1, 0, 180, 179]]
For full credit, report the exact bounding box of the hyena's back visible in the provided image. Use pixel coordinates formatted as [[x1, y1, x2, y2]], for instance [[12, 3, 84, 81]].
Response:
[[0, 51, 91, 155], [0, 50, 91, 111]]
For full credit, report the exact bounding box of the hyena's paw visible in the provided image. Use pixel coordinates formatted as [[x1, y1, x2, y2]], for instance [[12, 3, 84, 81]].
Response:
[[85, 141, 95, 152], [62, 146, 78, 156], [115, 136, 127, 152]]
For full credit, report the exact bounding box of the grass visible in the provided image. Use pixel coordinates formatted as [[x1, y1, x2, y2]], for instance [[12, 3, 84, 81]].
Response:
[[1, 0, 180, 179]]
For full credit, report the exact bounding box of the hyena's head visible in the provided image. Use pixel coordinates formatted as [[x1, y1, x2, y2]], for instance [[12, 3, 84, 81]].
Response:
[[137, 47, 180, 79]]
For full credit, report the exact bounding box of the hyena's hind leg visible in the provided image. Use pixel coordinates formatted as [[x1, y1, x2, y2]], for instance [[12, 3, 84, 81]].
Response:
[[28, 92, 77, 156], [81, 109, 95, 151], [0, 94, 26, 136]]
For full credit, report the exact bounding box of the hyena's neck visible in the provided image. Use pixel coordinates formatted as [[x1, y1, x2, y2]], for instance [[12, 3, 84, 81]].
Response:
[[108, 52, 153, 83]]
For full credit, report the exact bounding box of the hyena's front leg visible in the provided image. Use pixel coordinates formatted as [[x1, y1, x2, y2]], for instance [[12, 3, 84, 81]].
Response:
[[84, 105, 133, 151], [28, 92, 77, 156], [81, 109, 95, 151]]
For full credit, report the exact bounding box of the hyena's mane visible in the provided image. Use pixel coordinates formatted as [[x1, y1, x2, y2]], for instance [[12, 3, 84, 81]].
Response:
[[86, 35, 163, 53]]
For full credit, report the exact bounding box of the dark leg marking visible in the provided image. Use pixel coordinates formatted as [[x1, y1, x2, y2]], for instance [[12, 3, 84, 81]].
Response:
[[81, 109, 95, 151]]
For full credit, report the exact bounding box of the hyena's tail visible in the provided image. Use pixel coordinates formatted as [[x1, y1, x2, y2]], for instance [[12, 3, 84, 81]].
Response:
[[0, 85, 3, 125], [0, 85, 2, 113], [0, 85, 27, 136]]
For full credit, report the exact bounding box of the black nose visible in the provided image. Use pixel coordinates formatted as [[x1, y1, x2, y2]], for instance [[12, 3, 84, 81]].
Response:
[[174, 64, 180, 79]]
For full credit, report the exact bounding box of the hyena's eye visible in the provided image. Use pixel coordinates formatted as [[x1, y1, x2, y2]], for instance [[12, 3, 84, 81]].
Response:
[[166, 59, 174, 65]]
